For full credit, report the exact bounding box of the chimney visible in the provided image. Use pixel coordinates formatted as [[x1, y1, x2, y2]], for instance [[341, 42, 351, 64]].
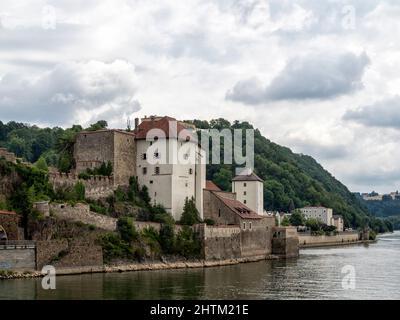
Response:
[[134, 118, 139, 130]]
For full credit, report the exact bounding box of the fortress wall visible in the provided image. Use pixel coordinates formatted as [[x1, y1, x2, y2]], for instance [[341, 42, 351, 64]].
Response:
[[298, 232, 360, 247], [49, 172, 115, 200]]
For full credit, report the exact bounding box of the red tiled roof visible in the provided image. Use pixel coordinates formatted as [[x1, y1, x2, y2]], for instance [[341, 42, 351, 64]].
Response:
[[134, 116, 194, 140], [205, 180, 221, 191], [232, 172, 263, 182], [214, 192, 262, 220], [0, 210, 16, 215]]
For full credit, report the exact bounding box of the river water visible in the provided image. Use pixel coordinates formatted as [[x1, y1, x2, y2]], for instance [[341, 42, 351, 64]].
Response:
[[1, 231, 399, 300]]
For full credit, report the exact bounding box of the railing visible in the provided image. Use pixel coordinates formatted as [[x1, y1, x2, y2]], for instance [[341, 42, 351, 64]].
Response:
[[0, 240, 36, 248]]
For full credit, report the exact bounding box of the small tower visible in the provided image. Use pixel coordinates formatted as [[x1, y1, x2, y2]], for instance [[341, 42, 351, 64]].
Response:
[[232, 169, 264, 214]]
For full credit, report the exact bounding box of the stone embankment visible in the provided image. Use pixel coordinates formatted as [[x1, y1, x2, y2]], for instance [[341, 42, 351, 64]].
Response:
[[0, 255, 281, 280]]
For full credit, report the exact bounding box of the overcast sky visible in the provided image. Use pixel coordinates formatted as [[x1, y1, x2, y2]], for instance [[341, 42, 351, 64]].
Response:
[[1, 0, 400, 193]]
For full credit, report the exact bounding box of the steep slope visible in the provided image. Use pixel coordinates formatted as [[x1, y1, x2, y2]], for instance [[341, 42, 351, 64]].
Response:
[[189, 119, 372, 229]]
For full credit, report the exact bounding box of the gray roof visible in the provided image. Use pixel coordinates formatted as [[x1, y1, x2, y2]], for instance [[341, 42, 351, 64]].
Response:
[[232, 172, 263, 182]]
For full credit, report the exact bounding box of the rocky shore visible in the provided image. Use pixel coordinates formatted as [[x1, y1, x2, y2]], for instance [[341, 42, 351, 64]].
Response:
[[0, 255, 282, 280]]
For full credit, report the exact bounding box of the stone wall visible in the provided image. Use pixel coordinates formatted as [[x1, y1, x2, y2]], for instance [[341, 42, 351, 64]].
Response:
[[0, 212, 20, 240], [36, 240, 103, 270], [240, 217, 274, 258], [272, 227, 299, 258], [73, 130, 136, 187], [50, 203, 117, 231], [0, 245, 36, 271], [113, 130, 137, 186], [74, 130, 115, 175], [195, 224, 241, 260], [298, 232, 360, 247], [49, 203, 181, 233], [49, 172, 115, 200], [194, 222, 274, 261], [0, 148, 16, 163]]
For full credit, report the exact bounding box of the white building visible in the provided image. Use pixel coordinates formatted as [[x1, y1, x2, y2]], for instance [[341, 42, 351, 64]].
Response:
[[232, 170, 264, 215], [300, 206, 333, 226], [135, 116, 206, 221], [332, 215, 344, 232]]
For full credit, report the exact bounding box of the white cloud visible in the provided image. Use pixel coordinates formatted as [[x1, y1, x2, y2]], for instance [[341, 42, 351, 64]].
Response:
[[0, 0, 400, 192], [0, 60, 140, 126], [226, 52, 370, 103]]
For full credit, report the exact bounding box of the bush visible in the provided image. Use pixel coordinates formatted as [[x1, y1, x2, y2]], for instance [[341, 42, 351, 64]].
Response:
[[74, 182, 85, 201], [369, 230, 377, 241], [115, 187, 128, 202], [159, 223, 175, 254], [117, 217, 138, 243], [100, 233, 132, 262], [78, 172, 91, 180], [88, 201, 108, 215], [175, 226, 201, 258]]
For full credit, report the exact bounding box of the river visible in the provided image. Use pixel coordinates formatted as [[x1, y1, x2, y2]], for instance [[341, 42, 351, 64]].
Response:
[[1, 231, 399, 300]]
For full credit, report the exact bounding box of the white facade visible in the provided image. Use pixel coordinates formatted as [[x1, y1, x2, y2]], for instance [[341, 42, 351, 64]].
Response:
[[332, 216, 344, 232], [232, 177, 264, 215], [136, 137, 205, 221], [300, 207, 333, 226]]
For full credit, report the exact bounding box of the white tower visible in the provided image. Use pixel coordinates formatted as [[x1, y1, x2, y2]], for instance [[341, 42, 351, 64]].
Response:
[[232, 170, 264, 215]]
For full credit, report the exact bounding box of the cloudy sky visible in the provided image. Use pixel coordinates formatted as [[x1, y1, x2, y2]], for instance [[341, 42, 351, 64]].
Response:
[[1, 0, 400, 193]]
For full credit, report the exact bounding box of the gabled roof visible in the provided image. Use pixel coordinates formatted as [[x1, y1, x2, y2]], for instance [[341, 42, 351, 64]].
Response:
[[232, 172, 263, 182], [214, 192, 262, 220], [205, 180, 221, 191], [134, 116, 194, 140]]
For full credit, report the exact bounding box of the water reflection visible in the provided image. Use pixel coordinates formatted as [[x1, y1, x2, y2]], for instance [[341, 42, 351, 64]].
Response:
[[1, 231, 399, 300]]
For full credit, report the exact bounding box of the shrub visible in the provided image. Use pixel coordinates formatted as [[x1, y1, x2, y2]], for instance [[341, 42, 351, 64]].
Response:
[[159, 223, 175, 254], [117, 217, 138, 243], [100, 233, 132, 262], [114, 187, 128, 202], [78, 172, 91, 180], [175, 226, 201, 258], [88, 201, 108, 215], [74, 182, 86, 201]]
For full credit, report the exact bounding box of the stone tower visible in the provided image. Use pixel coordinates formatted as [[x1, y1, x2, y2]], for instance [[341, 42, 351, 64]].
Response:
[[232, 169, 264, 215]]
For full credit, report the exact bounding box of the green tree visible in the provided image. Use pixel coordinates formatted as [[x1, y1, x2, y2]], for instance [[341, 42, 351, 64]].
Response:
[[306, 218, 322, 232], [34, 156, 48, 172], [289, 210, 305, 226], [180, 197, 201, 226], [213, 167, 232, 191], [281, 216, 290, 226], [139, 185, 151, 205], [87, 120, 108, 131], [159, 222, 175, 254]]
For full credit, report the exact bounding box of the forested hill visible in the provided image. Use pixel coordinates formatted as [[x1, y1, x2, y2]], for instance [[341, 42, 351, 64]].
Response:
[[188, 118, 384, 231], [0, 118, 390, 231]]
